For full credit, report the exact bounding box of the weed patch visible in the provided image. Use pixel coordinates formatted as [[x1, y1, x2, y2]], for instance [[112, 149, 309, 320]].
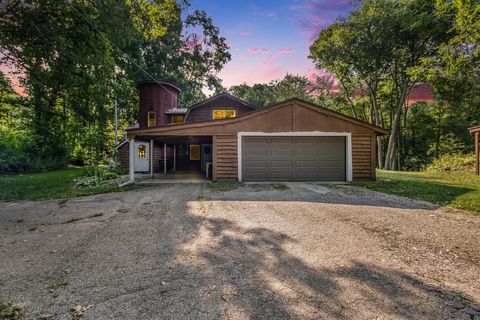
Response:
[[207, 182, 244, 192], [0, 301, 23, 319]]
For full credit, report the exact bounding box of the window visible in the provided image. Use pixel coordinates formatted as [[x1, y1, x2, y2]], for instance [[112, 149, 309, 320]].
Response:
[[171, 115, 184, 123], [189, 144, 200, 160], [147, 111, 156, 127], [212, 109, 237, 120], [137, 145, 146, 159]]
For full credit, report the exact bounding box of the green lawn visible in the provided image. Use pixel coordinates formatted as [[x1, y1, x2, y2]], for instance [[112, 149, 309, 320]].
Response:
[[353, 170, 480, 214], [0, 167, 130, 202]]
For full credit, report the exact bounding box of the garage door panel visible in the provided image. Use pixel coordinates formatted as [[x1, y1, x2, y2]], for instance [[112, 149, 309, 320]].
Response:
[[269, 160, 294, 167], [244, 160, 268, 167], [242, 136, 346, 181]]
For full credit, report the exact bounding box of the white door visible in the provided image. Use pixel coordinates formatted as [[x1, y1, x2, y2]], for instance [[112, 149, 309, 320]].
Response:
[[134, 142, 150, 172]]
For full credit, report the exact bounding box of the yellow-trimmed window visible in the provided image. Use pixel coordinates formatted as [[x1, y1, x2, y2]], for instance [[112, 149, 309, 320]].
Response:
[[147, 111, 156, 127], [171, 115, 184, 123], [189, 144, 200, 160], [212, 109, 237, 120]]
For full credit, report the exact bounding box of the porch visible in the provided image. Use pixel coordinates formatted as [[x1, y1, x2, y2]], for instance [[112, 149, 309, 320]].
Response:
[[126, 135, 213, 183]]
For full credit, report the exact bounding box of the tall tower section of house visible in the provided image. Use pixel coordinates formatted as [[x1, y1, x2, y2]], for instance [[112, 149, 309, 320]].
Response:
[[137, 80, 181, 128]]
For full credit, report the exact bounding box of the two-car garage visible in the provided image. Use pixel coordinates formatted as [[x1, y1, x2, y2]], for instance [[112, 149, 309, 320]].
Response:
[[240, 134, 350, 182]]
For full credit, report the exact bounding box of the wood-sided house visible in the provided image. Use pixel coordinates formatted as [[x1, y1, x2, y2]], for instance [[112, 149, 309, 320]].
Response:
[[116, 80, 388, 183]]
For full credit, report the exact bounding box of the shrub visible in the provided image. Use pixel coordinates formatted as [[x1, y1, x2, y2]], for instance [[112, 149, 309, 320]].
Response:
[[425, 153, 475, 173], [73, 165, 122, 188]]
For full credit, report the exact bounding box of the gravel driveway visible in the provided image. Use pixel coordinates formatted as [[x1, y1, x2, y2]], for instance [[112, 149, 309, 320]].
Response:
[[0, 183, 479, 319]]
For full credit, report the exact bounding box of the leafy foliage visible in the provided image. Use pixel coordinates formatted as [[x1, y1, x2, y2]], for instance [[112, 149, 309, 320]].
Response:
[[309, 0, 479, 171], [425, 153, 475, 173], [0, 0, 230, 173], [73, 165, 123, 188]]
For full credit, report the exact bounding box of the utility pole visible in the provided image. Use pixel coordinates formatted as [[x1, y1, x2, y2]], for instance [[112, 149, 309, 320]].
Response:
[[114, 97, 118, 145]]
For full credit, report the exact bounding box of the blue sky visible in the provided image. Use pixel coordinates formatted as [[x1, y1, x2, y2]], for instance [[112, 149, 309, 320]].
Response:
[[187, 0, 353, 88]]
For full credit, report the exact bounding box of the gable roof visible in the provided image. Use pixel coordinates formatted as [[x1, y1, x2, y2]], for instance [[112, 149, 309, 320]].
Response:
[[128, 97, 388, 136], [185, 92, 256, 118]]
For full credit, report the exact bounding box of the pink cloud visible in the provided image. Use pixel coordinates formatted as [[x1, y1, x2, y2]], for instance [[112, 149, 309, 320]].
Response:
[[276, 48, 294, 54], [247, 48, 270, 54], [239, 31, 250, 36]]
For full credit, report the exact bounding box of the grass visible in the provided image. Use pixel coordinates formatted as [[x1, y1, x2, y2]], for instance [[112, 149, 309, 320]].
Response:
[[0, 167, 132, 202], [207, 181, 244, 192], [272, 183, 290, 191], [353, 170, 480, 214], [0, 301, 23, 319]]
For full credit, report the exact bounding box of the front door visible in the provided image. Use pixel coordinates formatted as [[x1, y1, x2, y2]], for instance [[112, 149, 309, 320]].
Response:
[[134, 142, 149, 172]]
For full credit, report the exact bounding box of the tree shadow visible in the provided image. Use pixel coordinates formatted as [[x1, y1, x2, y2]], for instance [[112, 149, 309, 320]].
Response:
[[202, 183, 447, 210], [163, 215, 479, 319]]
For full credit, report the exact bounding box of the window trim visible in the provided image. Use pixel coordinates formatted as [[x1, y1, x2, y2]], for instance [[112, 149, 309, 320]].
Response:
[[147, 111, 156, 127]]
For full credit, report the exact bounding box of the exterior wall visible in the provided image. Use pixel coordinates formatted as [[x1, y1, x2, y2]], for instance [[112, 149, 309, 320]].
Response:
[[351, 134, 375, 180], [213, 135, 238, 181], [118, 143, 129, 172], [138, 82, 179, 128], [186, 95, 255, 122]]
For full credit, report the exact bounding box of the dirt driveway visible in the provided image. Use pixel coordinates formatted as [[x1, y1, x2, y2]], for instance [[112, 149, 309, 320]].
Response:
[[0, 183, 479, 319]]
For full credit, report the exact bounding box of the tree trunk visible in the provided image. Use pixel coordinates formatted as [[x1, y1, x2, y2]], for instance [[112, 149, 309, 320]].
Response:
[[368, 86, 383, 169], [339, 78, 358, 119], [384, 85, 408, 170]]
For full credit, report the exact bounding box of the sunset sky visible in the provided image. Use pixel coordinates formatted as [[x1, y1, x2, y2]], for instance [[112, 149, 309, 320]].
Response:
[[188, 0, 354, 87], [1, 0, 355, 94]]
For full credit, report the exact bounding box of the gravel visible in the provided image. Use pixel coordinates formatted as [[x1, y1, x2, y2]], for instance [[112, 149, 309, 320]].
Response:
[[0, 183, 479, 319]]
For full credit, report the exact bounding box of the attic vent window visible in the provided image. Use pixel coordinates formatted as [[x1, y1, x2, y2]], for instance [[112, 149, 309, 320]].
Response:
[[213, 109, 236, 120], [148, 111, 156, 127]]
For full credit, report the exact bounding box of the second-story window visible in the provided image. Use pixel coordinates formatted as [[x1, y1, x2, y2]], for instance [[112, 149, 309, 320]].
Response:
[[212, 109, 236, 119], [148, 111, 156, 127]]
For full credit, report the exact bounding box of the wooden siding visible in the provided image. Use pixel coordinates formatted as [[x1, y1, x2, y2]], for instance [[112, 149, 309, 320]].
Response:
[[186, 94, 255, 122], [352, 134, 374, 180], [213, 135, 238, 181], [119, 143, 129, 171]]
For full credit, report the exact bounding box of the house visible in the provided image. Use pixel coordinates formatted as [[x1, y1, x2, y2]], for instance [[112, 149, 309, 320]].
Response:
[[117, 80, 388, 183]]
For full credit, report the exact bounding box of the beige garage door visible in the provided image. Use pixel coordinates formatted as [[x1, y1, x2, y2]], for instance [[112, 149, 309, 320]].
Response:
[[242, 136, 346, 181]]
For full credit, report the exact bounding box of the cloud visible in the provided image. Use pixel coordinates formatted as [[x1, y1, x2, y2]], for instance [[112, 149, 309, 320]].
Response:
[[239, 31, 250, 36], [276, 48, 294, 54], [289, 0, 354, 38], [266, 12, 277, 17], [247, 48, 270, 54]]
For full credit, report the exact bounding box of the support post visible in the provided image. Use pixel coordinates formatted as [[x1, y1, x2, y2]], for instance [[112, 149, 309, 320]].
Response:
[[164, 143, 167, 175], [476, 132, 479, 175], [173, 144, 176, 172], [150, 139, 154, 178], [129, 138, 135, 183]]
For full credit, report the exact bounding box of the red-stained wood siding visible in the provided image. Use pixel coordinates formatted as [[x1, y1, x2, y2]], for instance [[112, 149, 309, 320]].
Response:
[[213, 135, 238, 181]]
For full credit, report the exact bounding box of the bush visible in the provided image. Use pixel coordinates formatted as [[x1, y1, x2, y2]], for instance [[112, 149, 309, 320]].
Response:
[[425, 153, 476, 173], [73, 165, 122, 188], [0, 143, 67, 175]]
